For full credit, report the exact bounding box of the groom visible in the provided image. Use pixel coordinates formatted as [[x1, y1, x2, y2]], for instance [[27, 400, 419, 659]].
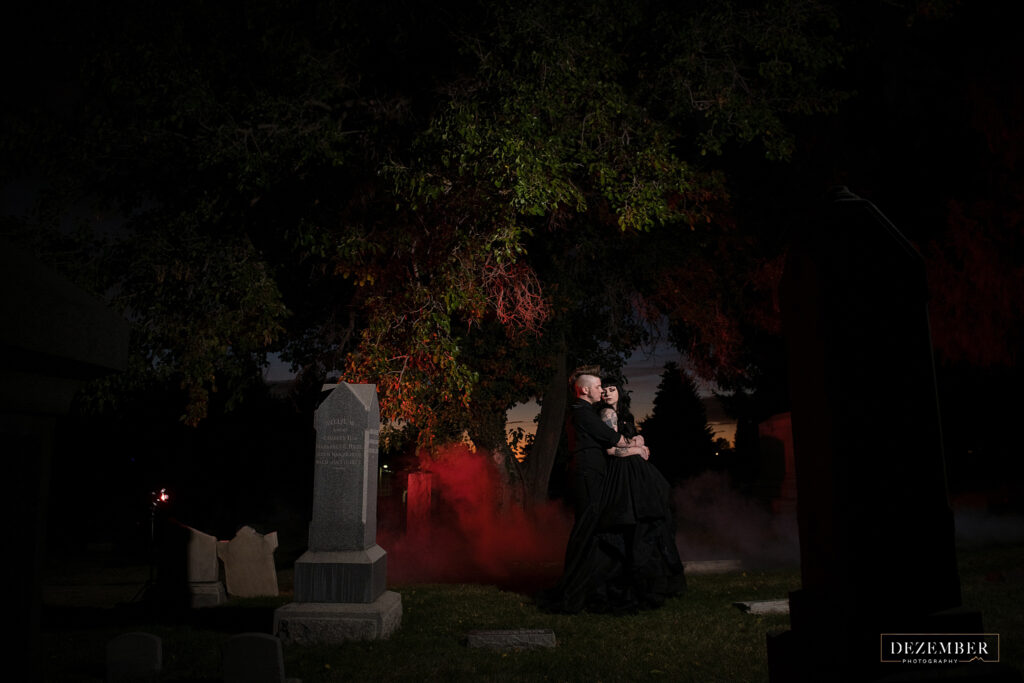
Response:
[[567, 372, 645, 516], [547, 370, 646, 612]]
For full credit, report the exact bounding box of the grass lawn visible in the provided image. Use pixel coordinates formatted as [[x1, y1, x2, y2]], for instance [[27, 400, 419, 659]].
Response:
[[41, 544, 1022, 682]]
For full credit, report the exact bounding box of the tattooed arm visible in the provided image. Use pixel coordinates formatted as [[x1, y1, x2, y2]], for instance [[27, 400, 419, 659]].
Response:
[[602, 407, 645, 458]]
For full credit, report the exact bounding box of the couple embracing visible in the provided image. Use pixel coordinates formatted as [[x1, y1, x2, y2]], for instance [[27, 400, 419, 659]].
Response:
[[541, 371, 686, 614]]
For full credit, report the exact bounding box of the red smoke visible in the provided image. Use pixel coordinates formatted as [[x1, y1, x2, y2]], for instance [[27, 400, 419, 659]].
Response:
[[378, 444, 572, 589]]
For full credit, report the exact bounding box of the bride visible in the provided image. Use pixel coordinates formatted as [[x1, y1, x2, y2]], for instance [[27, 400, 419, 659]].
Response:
[[596, 377, 686, 608]]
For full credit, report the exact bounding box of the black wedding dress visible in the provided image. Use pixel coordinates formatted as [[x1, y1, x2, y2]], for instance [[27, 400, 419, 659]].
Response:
[[597, 406, 686, 609], [541, 403, 685, 614]]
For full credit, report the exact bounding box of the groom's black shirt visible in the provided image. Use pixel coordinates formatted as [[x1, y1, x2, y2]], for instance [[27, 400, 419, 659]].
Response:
[[567, 398, 620, 514]]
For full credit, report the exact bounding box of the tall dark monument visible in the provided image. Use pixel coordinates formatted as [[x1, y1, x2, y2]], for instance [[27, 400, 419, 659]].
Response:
[[1, 240, 129, 680], [771, 189, 1012, 681]]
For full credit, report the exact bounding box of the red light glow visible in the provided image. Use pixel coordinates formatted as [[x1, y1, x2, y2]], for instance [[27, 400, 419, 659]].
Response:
[[379, 445, 572, 589]]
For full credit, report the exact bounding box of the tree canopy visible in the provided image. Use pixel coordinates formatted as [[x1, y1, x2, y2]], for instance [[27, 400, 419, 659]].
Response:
[[3, 0, 849, 495]]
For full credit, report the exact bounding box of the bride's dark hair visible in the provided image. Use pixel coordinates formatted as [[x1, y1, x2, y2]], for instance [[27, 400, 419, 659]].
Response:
[[598, 375, 637, 439]]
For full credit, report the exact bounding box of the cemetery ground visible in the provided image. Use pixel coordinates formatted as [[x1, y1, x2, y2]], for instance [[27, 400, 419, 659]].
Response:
[[40, 541, 1023, 682]]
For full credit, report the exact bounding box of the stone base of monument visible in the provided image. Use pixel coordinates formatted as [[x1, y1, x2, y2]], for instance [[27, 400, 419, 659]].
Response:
[[274, 590, 402, 644], [188, 581, 227, 608], [293, 547, 387, 603]]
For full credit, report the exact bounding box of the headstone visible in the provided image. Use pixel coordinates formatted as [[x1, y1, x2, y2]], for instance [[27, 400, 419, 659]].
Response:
[[274, 383, 402, 643], [734, 599, 790, 615], [106, 632, 161, 683], [217, 526, 279, 597], [183, 524, 226, 607], [222, 633, 285, 683], [466, 629, 557, 650], [682, 559, 743, 574], [757, 412, 797, 514], [770, 188, 988, 681]]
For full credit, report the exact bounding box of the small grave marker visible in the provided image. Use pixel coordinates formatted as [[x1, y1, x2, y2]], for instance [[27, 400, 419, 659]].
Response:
[[222, 633, 287, 683], [466, 629, 557, 650], [106, 632, 161, 683]]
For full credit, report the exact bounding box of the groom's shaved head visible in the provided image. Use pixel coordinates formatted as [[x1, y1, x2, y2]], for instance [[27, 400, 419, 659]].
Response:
[[575, 373, 602, 403]]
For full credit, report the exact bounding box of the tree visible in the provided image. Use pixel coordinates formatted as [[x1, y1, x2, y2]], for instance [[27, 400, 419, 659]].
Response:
[[2, 0, 846, 502], [640, 362, 717, 483], [383, 0, 846, 498]]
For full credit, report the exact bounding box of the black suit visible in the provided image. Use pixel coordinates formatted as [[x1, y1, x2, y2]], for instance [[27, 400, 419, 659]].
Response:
[[567, 398, 620, 515], [541, 398, 623, 613]]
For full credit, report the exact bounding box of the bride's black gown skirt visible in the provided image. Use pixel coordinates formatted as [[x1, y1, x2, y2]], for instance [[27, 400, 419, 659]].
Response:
[[541, 455, 686, 614]]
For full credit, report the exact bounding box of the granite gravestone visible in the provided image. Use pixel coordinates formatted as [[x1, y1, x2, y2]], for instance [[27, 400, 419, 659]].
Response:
[[274, 383, 401, 642], [770, 188, 988, 682]]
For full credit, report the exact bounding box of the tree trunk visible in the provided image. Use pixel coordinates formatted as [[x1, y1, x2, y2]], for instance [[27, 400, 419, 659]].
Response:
[[466, 399, 526, 509], [522, 337, 568, 505]]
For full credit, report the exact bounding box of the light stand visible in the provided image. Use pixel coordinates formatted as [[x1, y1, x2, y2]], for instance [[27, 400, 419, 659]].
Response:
[[132, 488, 170, 602]]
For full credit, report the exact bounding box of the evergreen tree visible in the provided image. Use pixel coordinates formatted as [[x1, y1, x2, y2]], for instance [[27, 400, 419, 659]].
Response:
[[640, 362, 716, 483]]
